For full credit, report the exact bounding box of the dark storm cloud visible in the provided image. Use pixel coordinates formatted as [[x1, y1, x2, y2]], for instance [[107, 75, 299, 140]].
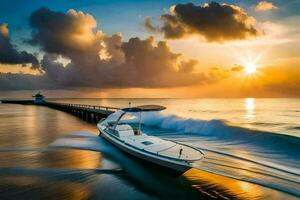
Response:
[[146, 2, 260, 42], [0, 7, 219, 90], [0, 23, 39, 68]]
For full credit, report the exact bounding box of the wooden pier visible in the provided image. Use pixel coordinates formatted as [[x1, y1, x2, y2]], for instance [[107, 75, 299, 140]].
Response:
[[0, 100, 119, 124]]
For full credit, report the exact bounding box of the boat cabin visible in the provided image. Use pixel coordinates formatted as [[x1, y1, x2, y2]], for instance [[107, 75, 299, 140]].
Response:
[[102, 105, 166, 138]]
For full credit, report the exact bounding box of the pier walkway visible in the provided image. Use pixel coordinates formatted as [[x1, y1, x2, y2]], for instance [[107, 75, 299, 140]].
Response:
[[0, 100, 119, 124]]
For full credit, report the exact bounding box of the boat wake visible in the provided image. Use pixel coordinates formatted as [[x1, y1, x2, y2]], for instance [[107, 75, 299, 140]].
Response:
[[47, 130, 300, 199], [141, 112, 300, 197]]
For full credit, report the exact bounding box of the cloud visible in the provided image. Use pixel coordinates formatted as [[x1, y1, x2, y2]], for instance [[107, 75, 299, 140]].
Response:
[[255, 1, 278, 11], [178, 59, 198, 73], [0, 23, 39, 68], [102, 33, 125, 64], [146, 2, 260, 42], [144, 16, 159, 32], [29, 7, 103, 60], [231, 65, 243, 71], [0, 8, 221, 90], [0, 73, 52, 90], [116, 37, 212, 88]]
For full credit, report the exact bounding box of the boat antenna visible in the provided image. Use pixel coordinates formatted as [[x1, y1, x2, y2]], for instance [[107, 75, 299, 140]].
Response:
[[138, 111, 142, 135]]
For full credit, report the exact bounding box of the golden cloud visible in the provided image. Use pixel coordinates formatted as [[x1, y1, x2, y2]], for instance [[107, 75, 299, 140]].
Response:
[[255, 1, 278, 11]]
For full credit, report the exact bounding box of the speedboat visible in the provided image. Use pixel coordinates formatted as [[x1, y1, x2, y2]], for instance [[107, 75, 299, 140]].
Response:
[[97, 105, 204, 172]]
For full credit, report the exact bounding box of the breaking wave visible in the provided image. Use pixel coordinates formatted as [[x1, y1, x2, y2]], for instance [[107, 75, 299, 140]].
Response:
[[142, 112, 300, 152]]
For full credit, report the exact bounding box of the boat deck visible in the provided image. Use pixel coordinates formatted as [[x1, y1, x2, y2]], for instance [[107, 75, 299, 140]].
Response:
[[120, 135, 203, 161]]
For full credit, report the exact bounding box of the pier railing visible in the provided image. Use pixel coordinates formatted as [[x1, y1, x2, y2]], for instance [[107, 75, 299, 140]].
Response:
[[45, 101, 120, 112], [1, 100, 120, 124]]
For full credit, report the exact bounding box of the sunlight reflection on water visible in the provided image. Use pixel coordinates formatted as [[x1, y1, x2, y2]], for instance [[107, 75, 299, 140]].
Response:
[[244, 98, 256, 128], [0, 101, 299, 199]]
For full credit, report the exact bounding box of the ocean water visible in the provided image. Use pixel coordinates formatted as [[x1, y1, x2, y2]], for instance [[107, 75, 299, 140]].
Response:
[[0, 98, 299, 199]]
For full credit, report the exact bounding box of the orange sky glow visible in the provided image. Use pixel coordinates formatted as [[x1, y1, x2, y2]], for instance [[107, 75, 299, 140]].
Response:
[[0, 1, 299, 98]]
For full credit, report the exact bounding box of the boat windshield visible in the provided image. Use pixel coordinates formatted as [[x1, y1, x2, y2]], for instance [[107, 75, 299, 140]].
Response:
[[102, 110, 124, 127], [118, 112, 140, 125], [118, 112, 142, 136], [102, 110, 142, 137]]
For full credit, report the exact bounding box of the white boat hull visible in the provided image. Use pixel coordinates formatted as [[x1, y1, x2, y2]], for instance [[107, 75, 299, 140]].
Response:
[[99, 128, 192, 172]]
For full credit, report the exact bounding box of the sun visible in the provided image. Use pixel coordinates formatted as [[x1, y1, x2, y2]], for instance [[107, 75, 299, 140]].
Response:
[[245, 62, 257, 74]]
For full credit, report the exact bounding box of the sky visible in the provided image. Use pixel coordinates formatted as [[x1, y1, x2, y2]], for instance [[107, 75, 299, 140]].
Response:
[[0, 0, 299, 98]]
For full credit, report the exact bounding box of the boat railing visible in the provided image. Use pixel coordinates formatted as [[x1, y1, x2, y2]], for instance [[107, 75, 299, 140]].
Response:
[[142, 135, 205, 161], [156, 143, 177, 153], [144, 139, 205, 162], [161, 139, 205, 156]]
